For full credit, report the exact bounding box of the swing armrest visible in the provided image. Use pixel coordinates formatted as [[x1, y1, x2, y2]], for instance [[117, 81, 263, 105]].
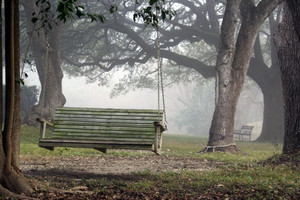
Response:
[[36, 118, 53, 127], [36, 118, 53, 139], [154, 121, 166, 132], [153, 121, 165, 155]]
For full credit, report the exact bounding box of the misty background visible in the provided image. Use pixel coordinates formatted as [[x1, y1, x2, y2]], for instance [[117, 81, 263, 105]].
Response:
[[22, 68, 263, 139], [17, 0, 270, 140]]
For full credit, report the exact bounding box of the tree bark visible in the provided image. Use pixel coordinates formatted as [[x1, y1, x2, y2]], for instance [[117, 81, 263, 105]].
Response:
[[3, 0, 16, 175], [12, 0, 21, 168], [22, 1, 66, 125], [286, 0, 300, 40], [207, 0, 241, 152], [277, 2, 300, 154], [0, 0, 34, 195]]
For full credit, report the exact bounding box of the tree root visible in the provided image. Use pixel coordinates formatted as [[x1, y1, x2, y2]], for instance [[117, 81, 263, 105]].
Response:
[[197, 143, 241, 154], [1, 178, 93, 199], [0, 185, 36, 200], [28, 178, 93, 195], [2, 167, 34, 195]]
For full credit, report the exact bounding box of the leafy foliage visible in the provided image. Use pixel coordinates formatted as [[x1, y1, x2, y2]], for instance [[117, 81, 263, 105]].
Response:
[[56, 0, 106, 22], [32, 0, 174, 26], [134, 0, 175, 27]]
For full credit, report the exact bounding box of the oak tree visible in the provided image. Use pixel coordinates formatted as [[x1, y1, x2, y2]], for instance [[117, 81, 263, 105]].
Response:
[[206, 0, 281, 152]]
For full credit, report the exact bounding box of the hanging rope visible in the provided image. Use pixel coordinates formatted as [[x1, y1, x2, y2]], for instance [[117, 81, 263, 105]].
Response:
[[21, 7, 42, 79], [41, 31, 51, 120], [156, 25, 167, 125]]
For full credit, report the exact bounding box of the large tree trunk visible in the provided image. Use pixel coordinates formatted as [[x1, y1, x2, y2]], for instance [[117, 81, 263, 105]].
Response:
[[12, 0, 21, 168], [206, 0, 281, 153], [277, 2, 300, 154], [250, 54, 284, 142], [248, 14, 285, 142], [248, 66, 285, 143], [259, 86, 284, 142], [207, 0, 241, 153], [0, 0, 34, 195], [286, 0, 300, 40], [22, 1, 66, 125]]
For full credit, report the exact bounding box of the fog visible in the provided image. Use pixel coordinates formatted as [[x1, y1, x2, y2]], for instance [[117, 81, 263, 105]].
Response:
[[24, 69, 263, 138], [19, 0, 273, 140]]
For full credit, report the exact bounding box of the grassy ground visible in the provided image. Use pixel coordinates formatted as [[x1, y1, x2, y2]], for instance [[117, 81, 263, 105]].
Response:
[[20, 125, 300, 199]]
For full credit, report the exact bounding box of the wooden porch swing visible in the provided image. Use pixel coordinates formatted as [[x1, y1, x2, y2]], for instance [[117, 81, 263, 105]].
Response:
[[37, 27, 167, 155]]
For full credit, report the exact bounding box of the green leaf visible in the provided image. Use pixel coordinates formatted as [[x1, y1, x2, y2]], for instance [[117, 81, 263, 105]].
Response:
[[87, 13, 97, 22], [133, 13, 138, 22], [31, 17, 38, 24], [109, 5, 118, 14], [149, 0, 158, 6], [15, 78, 25, 85], [75, 7, 85, 18], [97, 15, 106, 23], [161, 11, 166, 20]]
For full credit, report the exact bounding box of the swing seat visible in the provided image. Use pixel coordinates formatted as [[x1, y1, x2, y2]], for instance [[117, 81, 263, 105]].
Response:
[[37, 107, 166, 155]]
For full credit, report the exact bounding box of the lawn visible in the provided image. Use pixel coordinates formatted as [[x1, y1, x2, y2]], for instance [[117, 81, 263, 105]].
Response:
[[20, 125, 300, 199]]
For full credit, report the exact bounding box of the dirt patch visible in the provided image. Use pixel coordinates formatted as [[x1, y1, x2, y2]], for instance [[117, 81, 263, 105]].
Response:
[[21, 153, 217, 178], [20, 152, 222, 199]]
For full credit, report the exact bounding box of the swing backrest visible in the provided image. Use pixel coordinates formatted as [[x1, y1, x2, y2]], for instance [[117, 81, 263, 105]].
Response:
[[49, 107, 165, 147]]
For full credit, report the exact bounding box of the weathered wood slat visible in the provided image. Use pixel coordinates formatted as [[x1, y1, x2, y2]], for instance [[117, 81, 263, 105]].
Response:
[[39, 138, 153, 145], [51, 132, 155, 139], [55, 112, 163, 118], [53, 131, 154, 136], [38, 107, 165, 154], [49, 136, 154, 143], [52, 128, 154, 134], [54, 121, 156, 127], [56, 107, 162, 113], [39, 140, 153, 150], [54, 124, 153, 132], [54, 116, 161, 123]]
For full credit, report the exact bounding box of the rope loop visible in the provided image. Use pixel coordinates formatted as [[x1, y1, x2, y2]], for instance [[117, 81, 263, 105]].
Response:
[[203, 143, 237, 153]]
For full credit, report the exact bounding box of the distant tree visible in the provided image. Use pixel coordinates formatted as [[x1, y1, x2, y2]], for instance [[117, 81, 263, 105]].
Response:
[[175, 80, 215, 136], [21, 0, 66, 125], [1, 85, 38, 122], [20, 85, 38, 120]]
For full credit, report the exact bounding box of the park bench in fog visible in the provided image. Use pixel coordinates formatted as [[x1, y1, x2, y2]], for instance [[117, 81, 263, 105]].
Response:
[[234, 125, 254, 141]]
